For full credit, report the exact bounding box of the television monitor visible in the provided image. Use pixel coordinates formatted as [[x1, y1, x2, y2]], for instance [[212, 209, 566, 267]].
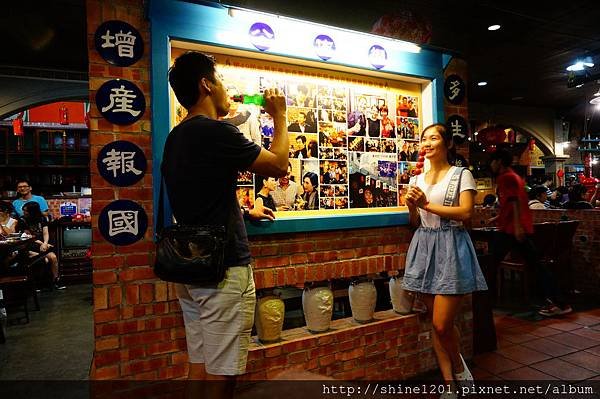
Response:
[[63, 227, 92, 248]]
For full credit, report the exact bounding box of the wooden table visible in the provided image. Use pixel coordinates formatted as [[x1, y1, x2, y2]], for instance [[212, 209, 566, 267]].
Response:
[[469, 227, 499, 354]]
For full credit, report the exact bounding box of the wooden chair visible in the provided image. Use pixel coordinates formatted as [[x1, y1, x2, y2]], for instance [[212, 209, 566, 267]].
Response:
[[496, 222, 558, 304], [0, 252, 49, 323]]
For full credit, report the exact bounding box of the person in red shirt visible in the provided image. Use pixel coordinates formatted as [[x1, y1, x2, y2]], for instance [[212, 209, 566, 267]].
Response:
[[489, 149, 571, 317]]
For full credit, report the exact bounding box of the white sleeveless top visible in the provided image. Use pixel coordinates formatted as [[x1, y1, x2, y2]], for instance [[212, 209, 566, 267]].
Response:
[[414, 166, 476, 228]]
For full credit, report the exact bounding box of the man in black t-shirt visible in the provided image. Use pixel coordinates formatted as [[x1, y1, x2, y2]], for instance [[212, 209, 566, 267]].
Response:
[[163, 52, 288, 398]]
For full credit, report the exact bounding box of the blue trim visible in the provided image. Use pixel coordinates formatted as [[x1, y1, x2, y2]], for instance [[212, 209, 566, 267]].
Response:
[[150, 0, 451, 234], [432, 74, 446, 123], [246, 212, 410, 236], [442, 54, 453, 70]]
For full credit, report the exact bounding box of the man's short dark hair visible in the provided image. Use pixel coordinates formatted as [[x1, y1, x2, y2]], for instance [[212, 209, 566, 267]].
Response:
[[16, 178, 30, 187], [529, 185, 548, 200], [490, 148, 512, 167], [168, 51, 217, 109], [296, 135, 306, 144]]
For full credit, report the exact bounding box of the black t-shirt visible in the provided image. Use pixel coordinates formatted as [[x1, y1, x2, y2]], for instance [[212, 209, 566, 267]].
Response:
[[17, 217, 48, 241], [162, 115, 261, 267]]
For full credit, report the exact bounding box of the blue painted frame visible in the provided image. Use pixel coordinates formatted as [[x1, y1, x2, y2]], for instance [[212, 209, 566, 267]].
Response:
[[150, 0, 448, 235]]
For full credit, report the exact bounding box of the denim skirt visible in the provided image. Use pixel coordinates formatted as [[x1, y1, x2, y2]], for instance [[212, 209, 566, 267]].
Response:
[[402, 226, 488, 295]]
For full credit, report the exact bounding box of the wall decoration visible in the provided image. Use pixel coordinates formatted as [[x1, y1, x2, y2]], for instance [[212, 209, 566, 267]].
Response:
[[99, 200, 148, 246], [97, 140, 147, 186], [94, 20, 144, 67], [313, 35, 335, 61], [444, 74, 466, 105], [170, 50, 423, 214], [248, 22, 275, 51], [446, 114, 469, 144], [96, 79, 146, 125], [368, 45, 388, 69]]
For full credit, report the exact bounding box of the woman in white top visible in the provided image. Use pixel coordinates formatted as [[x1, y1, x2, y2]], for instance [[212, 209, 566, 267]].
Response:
[[402, 123, 487, 393], [0, 201, 18, 236]]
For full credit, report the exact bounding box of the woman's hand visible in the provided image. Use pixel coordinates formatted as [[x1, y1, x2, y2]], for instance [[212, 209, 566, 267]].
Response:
[[406, 186, 428, 209]]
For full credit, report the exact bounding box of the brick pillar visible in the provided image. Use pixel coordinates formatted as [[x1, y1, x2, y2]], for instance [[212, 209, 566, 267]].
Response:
[[87, 0, 188, 380]]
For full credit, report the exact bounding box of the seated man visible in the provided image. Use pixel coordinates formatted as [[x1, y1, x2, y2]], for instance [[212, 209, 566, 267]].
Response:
[[12, 179, 49, 218]]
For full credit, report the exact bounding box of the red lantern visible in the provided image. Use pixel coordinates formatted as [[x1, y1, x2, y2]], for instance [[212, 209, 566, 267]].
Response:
[[528, 138, 536, 151], [12, 112, 24, 136], [59, 104, 69, 125]]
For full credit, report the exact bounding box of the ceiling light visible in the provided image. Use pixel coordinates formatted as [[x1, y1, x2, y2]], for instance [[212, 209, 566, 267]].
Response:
[[511, 96, 524, 101], [576, 84, 584, 88], [477, 81, 488, 86], [487, 24, 501, 31], [590, 97, 600, 105], [566, 57, 594, 71]]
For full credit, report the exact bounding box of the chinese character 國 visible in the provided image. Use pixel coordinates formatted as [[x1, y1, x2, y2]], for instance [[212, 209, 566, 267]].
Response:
[[108, 210, 139, 237]]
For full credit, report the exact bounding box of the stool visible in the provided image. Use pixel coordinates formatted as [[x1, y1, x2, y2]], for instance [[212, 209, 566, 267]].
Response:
[[496, 222, 558, 304]]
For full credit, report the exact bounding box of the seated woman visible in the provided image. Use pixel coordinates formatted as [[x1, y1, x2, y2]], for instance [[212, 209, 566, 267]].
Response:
[[17, 202, 65, 290], [254, 175, 277, 212], [0, 201, 18, 237], [301, 172, 319, 210], [528, 185, 548, 209]]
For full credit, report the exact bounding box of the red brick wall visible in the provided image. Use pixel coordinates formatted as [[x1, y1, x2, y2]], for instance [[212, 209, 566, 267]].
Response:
[[243, 307, 473, 381], [473, 208, 600, 294], [249, 227, 409, 289], [87, 0, 473, 381], [88, 0, 165, 380]]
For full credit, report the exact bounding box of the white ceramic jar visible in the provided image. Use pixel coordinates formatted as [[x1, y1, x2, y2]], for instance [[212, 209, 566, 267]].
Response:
[[389, 276, 414, 315], [348, 280, 377, 323], [302, 286, 333, 333]]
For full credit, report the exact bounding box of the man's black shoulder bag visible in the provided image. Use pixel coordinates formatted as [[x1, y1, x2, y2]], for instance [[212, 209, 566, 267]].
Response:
[[154, 177, 228, 284]]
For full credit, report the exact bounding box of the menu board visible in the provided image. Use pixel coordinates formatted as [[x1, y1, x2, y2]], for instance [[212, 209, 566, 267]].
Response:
[[170, 49, 424, 216]]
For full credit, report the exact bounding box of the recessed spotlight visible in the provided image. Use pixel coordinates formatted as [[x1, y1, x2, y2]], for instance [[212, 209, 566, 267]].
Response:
[[477, 81, 488, 86], [576, 84, 584, 88], [488, 24, 501, 31]]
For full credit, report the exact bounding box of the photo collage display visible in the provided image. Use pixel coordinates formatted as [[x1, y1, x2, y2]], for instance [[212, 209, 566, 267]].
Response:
[[171, 53, 422, 214]]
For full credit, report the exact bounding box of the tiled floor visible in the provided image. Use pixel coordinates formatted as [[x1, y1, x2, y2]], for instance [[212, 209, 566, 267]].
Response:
[[472, 308, 600, 381]]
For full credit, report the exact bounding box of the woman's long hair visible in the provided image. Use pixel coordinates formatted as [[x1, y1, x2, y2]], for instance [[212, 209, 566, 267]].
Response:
[[22, 201, 44, 223]]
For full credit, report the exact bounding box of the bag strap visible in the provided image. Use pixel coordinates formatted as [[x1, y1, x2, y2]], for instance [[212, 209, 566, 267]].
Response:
[[157, 174, 165, 233], [440, 167, 464, 227]]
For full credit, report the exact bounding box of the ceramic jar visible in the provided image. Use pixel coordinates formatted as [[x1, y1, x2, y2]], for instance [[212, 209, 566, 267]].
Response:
[[348, 279, 377, 323], [302, 285, 333, 333], [389, 276, 414, 315], [255, 294, 285, 343]]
